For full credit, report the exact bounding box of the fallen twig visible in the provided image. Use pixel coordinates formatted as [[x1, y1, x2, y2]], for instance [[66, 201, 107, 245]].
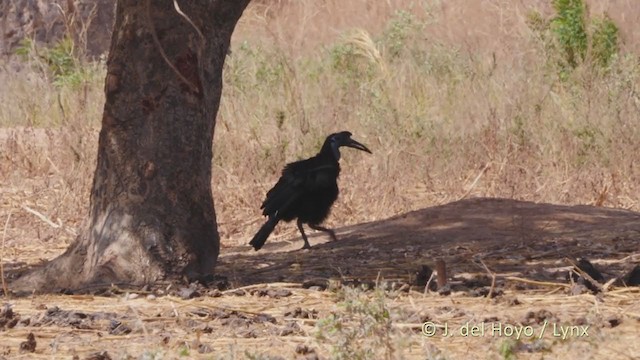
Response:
[[21, 205, 59, 228], [478, 259, 496, 299], [1, 211, 12, 297], [505, 276, 570, 289], [21, 205, 76, 236], [221, 282, 302, 295]]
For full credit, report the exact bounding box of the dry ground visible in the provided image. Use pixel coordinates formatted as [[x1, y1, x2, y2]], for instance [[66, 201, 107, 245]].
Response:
[[1, 192, 639, 359]]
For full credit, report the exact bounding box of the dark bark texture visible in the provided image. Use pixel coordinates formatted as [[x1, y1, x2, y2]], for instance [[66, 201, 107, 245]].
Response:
[[14, 0, 250, 292]]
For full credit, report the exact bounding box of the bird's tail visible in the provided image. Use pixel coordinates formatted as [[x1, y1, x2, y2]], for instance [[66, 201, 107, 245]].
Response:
[[249, 217, 278, 251]]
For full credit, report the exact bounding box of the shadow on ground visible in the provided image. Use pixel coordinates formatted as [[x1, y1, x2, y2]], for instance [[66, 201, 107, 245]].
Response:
[[218, 197, 640, 288]]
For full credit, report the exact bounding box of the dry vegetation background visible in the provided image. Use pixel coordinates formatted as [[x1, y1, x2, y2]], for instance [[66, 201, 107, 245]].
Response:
[[1, 0, 640, 359], [1, 0, 640, 248]]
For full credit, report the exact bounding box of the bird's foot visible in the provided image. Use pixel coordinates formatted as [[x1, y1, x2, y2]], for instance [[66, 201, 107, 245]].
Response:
[[308, 224, 337, 242], [301, 242, 312, 250]]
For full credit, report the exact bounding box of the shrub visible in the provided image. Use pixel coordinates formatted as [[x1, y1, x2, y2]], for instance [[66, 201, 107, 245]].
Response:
[[14, 36, 96, 88], [538, 0, 620, 76], [590, 15, 619, 69], [551, 0, 588, 69]]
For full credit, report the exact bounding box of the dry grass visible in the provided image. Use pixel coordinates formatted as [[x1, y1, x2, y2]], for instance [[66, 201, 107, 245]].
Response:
[[1, 0, 639, 247], [217, 0, 640, 244], [1, 0, 640, 358]]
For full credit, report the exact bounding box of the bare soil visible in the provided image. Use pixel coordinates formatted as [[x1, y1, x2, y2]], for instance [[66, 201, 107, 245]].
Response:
[[1, 197, 639, 359]]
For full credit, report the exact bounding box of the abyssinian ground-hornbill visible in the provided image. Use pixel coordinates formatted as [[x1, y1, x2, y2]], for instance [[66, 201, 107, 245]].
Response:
[[250, 131, 371, 250]]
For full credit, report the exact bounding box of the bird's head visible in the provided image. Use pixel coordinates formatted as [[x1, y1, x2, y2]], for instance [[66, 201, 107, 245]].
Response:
[[325, 131, 372, 160]]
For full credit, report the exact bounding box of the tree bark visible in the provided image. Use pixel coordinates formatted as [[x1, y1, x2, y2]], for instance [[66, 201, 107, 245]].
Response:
[[13, 0, 250, 292]]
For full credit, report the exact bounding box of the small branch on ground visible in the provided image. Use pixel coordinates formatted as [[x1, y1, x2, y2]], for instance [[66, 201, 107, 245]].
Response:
[[21, 205, 59, 229], [435, 259, 447, 289], [21, 205, 76, 236], [478, 259, 496, 299], [505, 276, 570, 289], [424, 271, 436, 295], [1, 211, 12, 297]]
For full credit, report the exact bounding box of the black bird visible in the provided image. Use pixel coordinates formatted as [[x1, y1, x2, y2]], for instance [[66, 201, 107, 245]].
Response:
[[250, 131, 371, 251]]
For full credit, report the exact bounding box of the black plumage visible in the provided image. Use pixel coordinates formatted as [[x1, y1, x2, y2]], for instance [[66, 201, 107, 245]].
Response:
[[250, 131, 371, 250]]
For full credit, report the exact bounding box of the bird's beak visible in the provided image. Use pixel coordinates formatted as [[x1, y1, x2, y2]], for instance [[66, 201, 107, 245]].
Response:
[[346, 138, 372, 154]]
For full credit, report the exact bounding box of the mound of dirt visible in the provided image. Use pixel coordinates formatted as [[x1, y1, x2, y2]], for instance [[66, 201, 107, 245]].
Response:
[[218, 197, 640, 291]]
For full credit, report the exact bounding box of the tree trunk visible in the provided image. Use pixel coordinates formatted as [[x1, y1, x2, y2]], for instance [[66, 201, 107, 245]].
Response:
[[13, 0, 250, 292]]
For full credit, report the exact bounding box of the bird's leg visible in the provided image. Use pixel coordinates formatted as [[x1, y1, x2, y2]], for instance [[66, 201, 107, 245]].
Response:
[[296, 219, 312, 249], [308, 223, 338, 242]]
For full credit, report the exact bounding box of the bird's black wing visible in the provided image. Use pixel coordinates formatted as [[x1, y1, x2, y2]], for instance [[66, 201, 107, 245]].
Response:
[[261, 157, 337, 217]]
